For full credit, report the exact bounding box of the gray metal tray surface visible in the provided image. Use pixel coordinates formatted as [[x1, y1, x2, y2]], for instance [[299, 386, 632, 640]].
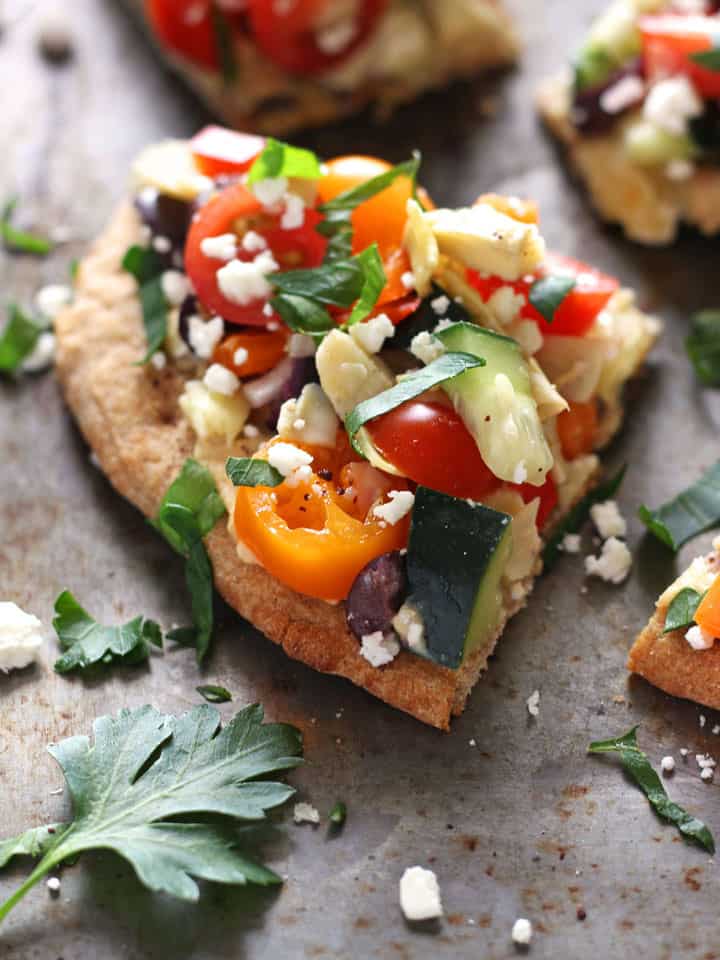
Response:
[[1, 1, 720, 958]]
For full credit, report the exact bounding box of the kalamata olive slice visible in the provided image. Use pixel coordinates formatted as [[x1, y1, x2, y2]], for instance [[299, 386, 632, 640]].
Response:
[[134, 187, 193, 248], [571, 59, 643, 135], [346, 551, 408, 640]]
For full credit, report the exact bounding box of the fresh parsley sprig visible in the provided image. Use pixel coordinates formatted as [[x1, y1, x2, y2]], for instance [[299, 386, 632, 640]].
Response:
[[0, 303, 44, 374], [197, 684, 232, 703], [226, 458, 283, 488], [122, 244, 168, 362], [0, 703, 303, 922], [0, 197, 53, 255]]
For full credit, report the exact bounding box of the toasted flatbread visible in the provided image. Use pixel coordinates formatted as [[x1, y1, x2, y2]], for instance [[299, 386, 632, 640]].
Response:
[[123, 0, 518, 134]]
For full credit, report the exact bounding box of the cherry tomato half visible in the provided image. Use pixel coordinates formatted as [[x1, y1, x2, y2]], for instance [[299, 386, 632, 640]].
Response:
[[246, 0, 388, 75], [145, 0, 221, 70], [556, 400, 599, 462], [190, 126, 265, 178], [694, 574, 720, 638], [467, 252, 619, 338], [640, 15, 720, 99], [212, 327, 290, 378]]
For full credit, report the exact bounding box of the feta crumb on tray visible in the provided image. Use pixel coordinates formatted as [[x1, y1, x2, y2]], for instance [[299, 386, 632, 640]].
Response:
[[0, 602, 44, 672], [399, 866, 443, 921]]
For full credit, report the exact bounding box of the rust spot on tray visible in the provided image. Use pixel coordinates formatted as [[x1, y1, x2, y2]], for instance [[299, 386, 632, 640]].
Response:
[[459, 834, 478, 852], [354, 916, 373, 930], [477, 914, 492, 928], [619, 919, 635, 930], [562, 784, 589, 799], [447, 913, 465, 926], [684, 867, 703, 892]]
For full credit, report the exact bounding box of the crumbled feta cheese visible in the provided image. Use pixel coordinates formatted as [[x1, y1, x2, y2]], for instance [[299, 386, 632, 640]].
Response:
[[680, 748, 689, 757], [487, 286, 526, 326], [700, 714, 707, 728], [46, 876, 61, 894], [267, 442, 313, 478], [150, 351, 167, 371], [349, 313, 395, 354], [599, 74, 645, 114], [509, 318, 543, 355], [590, 500, 627, 540], [661, 755, 675, 774], [161, 270, 191, 306], [35, 283, 71, 319], [526, 689, 540, 718], [0, 602, 43, 672], [686, 625, 715, 651], [392, 603, 426, 654], [21, 332, 56, 373], [400, 270, 416, 290], [360, 631, 401, 667], [665, 159, 695, 181], [152, 235, 172, 254], [512, 461, 528, 485], [281, 192, 305, 231], [233, 346, 249, 367], [399, 866, 443, 921], [430, 294, 450, 315], [696, 754, 716, 770], [584, 537, 632, 584], [316, 17, 356, 55], [561, 533, 581, 554], [410, 330, 445, 365], [293, 802, 320, 825], [511, 918, 533, 945], [373, 490, 415, 526], [203, 363, 240, 396], [263, 302, 274, 317], [292, 418, 306, 431], [288, 333, 316, 358], [469, 738, 477, 747], [188, 315, 224, 359], [252, 176, 288, 208], [200, 233, 238, 261], [217, 251, 278, 305], [702, 766, 714, 781], [643, 75, 702, 137], [241, 230, 267, 254], [243, 423, 260, 438]]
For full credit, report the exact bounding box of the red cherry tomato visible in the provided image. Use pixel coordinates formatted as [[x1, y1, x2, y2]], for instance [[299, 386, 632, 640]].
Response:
[[190, 126, 265, 178], [640, 15, 720, 99], [185, 182, 327, 326], [515, 474, 558, 531], [467, 252, 619, 338], [145, 0, 221, 70], [246, 0, 388, 75]]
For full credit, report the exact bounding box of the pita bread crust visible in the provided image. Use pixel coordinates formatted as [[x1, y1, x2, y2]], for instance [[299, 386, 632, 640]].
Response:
[[537, 75, 720, 246]]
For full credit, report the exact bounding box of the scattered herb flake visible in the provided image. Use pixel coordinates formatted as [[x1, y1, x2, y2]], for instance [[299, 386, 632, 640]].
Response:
[[588, 726, 715, 853], [196, 685, 232, 703], [528, 274, 576, 324], [663, 587, 706, 635], [686, 310, 720, 387], [639, 460, 720, 551], [0, 198, 52, 255], [226, 458, 284, 488], [328, 801, 347, 826], [0, 304, 43, 374], [346, 244, 385, 327], [691, 47, 720, 71], [122, 244, 168, 362]]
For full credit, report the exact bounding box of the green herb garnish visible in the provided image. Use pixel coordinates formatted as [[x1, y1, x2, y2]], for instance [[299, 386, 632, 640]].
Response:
[[0, 703, 303, 922], [528, 274, 576, 324], [248, 138, 321, 186], [588, 726, 715, 853], [196, 684, 232, 703], [52, 590, 162, 674], [328, 801, 347, 826], [639, 460, 720, 551], [0, 303, 43, 374], [347, 245, 385, 326], [0, 197, 52, 255], [121, 244, 168, 362], [686, 310, 720, 387], [226, 458, 283, 488], [691, 47, 720, 71], [543, 465, 626, 571], [663, 587, 705, 635], [345, 352, 485, 455]]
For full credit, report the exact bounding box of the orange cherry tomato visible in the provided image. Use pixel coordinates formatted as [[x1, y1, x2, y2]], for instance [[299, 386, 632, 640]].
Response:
[[190, 126, 265, 179], [694, 575, 720, 638], [556, 400, 599, 461], [233, 442, 409, 601], [213, 328, 290, 378]]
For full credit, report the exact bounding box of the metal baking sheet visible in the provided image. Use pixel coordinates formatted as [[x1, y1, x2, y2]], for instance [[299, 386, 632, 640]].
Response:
[[2, 1, 720, 957]]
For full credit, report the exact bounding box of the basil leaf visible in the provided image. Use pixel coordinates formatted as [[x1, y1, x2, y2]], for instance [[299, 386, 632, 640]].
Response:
[[663, 587, 705, 635], [0, 197, 52, 255], [328, 801, 347, 826], [122, 245, 165, 285], [639, 460, 720, 551], [543, 465, 626, 571], [345, 352, 485, 454], [210, 6, 238, 85], [319, 155, 421, 214], [166, 626, 198, 647], [589, 726, 715, 853], [316, 211, 353, 263], [226, 458, 284, 488], [347, 244, 385, 326], [0, 304, 43, 373], [196, 684, 232, 703], [52, 590, 161, 674], [686, 310, 720, 386], [122, 245, 168, 362], [270, 293, 334, 337], [691, 47, 720, 71], [155, 458, 227, 555], [528, 274, 576, 324], [248, 138, 321, 185], [271, 259, 364, 307]]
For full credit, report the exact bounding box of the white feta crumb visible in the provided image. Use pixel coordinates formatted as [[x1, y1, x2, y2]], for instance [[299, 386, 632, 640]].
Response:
[[46, 876, 61, 893], [242, 423, 260, 438], [233, 346, 249, 367], [526, 689, 540, 718], [188, 315, 224, 359], [281, 192, 306, 231], [0, 602, 44, 672], [316, 17, 356, 54], [512, 461, 528, 485], [509, 318, 543, 355], [161, 270, 191, 306], [200, 233, 238, 262], [293, 802, 320, 825], [665, 159, 695, 181], [511, 917, 533, 945], [263, 302, 274, 317], [217, 251, 278, 305], [643, 75, 702, 136], [267, 442, 313, 478], [252, 176, 289, 208], [392, 603, 426, 655], [430, 294, 450, 315], [373, 490, 415, 526], [701, 766, 714, 781], [410, 330, 445, 365], [713, 725, 720, 735], [486, 286, 526, 326], [590, 500, 627, 540], [349, 313, 395, 354], [241, 230, 268, 254], [150, 351, 167, 371], [584, 537, 632, 584], [399, 866, 443, 921], [599, 74, 645, 114], [360, 631, 401, 667], [561, 533, 581, 554], [680, 748, 689, 758], [660, 755, 675, 774], [400, 270, 415, 291], [700, 714, 707, 728], [152, 235, 172, 254], [203, 363, 240, 396], [288, 333, 316, 358], [469, 738, 477, 747], [686, 625, 715, 650], [21, 332, 56, 373], [35, 283, 71, 320]]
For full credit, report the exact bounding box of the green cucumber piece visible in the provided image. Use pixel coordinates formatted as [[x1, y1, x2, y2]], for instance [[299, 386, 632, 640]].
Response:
[[623, 120, 697, 166], [435, 321, 553, 487], [405, 487, 513, 670], [574, 1, 642, 92]]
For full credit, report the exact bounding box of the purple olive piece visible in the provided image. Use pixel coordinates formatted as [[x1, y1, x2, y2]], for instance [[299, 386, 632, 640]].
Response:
[[346, 551, 408, 640], [571, 59, 644, 135], [247, 356, 319, 430], [134, 187, 193, 251]]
